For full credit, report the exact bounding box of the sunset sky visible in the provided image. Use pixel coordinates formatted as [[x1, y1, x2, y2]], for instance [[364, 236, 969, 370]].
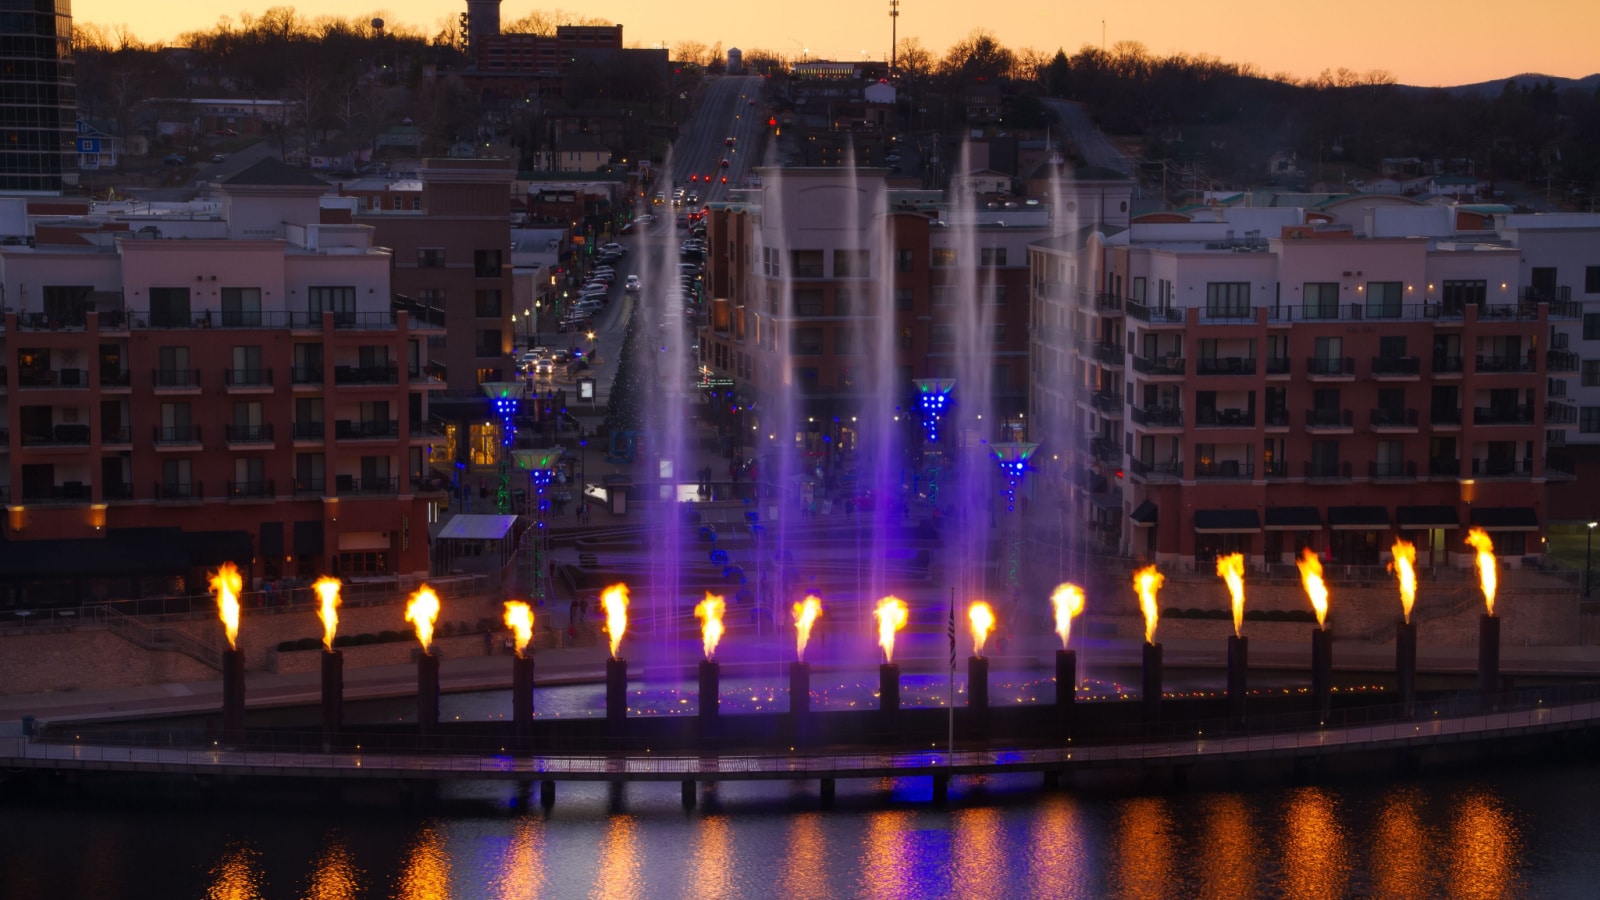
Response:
[[73, 0, 1598, 88]]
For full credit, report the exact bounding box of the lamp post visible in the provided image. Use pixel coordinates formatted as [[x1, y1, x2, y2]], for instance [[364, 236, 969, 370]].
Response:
[[1587, 521, 1597, 597], [514, 449, 559, 607], [912, 378, 955, 506]]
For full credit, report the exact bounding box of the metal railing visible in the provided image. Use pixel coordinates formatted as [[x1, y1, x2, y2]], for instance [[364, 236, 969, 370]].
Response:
[[1193, 461, 1254, 479], [334, 419, 400, 440], [153, 425, 201, 444], [1305, 356, 1354, 377], [1124, 300, 1184, 324], [1471, 457, 1533, 477], [1131, 355, 1185, 376], [1474, 354, 1536, 374], [1129, 458, 1182, 480], [1130, 406, 1183, 427], [1371, 356, 1421, 376], [333, 364, 399, 385], [339, 477, 400, 495], [226, 479, 275, 500], [1304, 460, 1353, 480], [1305, 408, 1353, 429], [1194, 409, 1253, 428], [17, 368, 88, 388], [1472, 405, 1534, 425], [152, 368, 201, 389], [155, 480, 202, 502], [1369, 460, 1418, 479], [1369, 407, 1418, 428], [223, 368, 273, 388], [290, 366, 324, 385], [1194, 357, 1256, 376], [1428, 458, 1460, 477]]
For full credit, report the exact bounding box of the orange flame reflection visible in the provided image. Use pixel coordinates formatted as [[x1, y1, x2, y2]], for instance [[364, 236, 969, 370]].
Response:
[[405, 586, 441, 653], [1390, 539, 1417, 624], [1297, 548, 1329, 629], [503, 601, 533, 657], [1466, 528, 1497, 616], [793, 595, 822, 661], [969, 601, 996, 657], [1050, 583, 1086, 650], [1216, 552, 1246, 638], [601, 584, 629, 659], [874, 596, 908, 663], [695, 592, 726, 660], [1134, 566, 1164, 645], [313, 576, 341, 651], [210, 562, 243, 651]]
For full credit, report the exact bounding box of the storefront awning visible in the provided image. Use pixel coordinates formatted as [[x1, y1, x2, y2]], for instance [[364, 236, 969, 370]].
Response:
[[1130, 500, 1158, 526], [1194, 509, 1261, 533], [1328, 506, 1390, 531], [1469, 507, 1540, 532], [1264, 506, 1321, 531], [436, 514, 518, 541], [1397, 505, 1459, 529]]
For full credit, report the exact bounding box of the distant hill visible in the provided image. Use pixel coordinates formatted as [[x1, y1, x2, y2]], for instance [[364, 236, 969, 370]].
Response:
[[1405, 73, 1600, 96]]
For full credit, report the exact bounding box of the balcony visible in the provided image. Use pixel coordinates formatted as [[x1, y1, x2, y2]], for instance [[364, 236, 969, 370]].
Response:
[[1371, 356, 1421, 378], [1124, 300, 1184, 325], [1090, 291, 1122, 313], [155, 480, 203, 503], [224, 424, 275, 445], [226, 479, 275, 500], [1130, 405, 1184, 428], [293, 421, 325, 441], [1520, 285, 1572, 306], [1471, 457, 1533, 478], [1194, 357, 1256, 376], [153, 425, 202, 446], [291, 366, 325, 386], [1264, 357, 1290, 376], [1429, 457, 1461, 478], [103, 483, 134, 501], [1079, 340, 1125, 367], [1304, 460, 1352, 481], [1194, 461, 1254, 480], [20, 482, 90, 504], [337, 476, 400, 495], [102, 426, 131, 446], [17, 368, 88, 389], [1089, 391, 1123, 416], [1474, 354, 1536, 374], [223, 368, 274, 390], [334, 419, 400, 440], [1129, 458, 1182, 482], [1305, 408, 1353, 431], [153, 368, 201, 391], [1472, 405, 1534, 426], [1131, 355, 1185, 377], [1305, 357, 1354, 379], [1369, 460, 1418, 480], [1432, 355, 1464, 376], [1546, 350, 1579, 373], [1430, 406, 1462, 427], [1546, 401, 1578, 425], [294, 477, 326, 495], [1088, 436, 1121, 465], [333, 364, 399, 386], [1369, 407, 1419, 430], [1262, 460, 1288, 479], [1264, 409, 1290, 428], [100, 368, 132, 390], [1194, 408, 1254, 428]]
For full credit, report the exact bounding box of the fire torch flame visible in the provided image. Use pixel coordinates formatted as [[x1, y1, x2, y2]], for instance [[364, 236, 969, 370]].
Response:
[[1050, 583, 1086, 650], [405, 585, 441, 654], [210, 562, 243, 651], [1297, 548, 1329, 629], [503, 601, 533, 657], [969, 601, 996, 657], [874, 596, 908, 664], [600, 583, 629, 659], [793, 594, 822, 661], [1466, 528, 1498, 616], [1390, 539, 1417, 624], [313, 576, 341, 651], [1134, 566, 1164, 645], [695, 592, 726, 660], [1216, 553, 1246, 639]]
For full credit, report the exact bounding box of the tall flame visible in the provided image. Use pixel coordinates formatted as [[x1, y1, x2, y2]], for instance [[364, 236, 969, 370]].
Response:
[[1296, 548, 1329, 629], [313, 576, 341, 651], [210, 562, 243, 651], [600, 583, 629, 659], [1389, 539, 1417, 624], [874, 596, 908, 663], [969, 601, 996, 657], [1050, 582, 1086, 649], [503, 600, 533, 657], [695, 592, 726, 660], [793, 594, 822, 661], [1466, 528, 1497, 616], [1216, 553, 1247, 638], [1134, 566, 1164, 645], [405, 585, 441, 653]]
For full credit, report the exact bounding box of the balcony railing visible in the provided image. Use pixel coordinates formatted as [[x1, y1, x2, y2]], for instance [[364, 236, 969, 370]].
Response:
[[1474, 354, 1536, 374], [1432, 355, 1464, 374], [291, 366, 324, 385], [1195, 357, 1256, 376], [153, 368, 201, 389], [1195, 409, 1254, 428], [1194, 461, 1254, 479], [1304, 460, 1352, 480], [1264, 357, 1290, 376], [1371, 356, 1421, 376], [1090, 391, 1123, 415], [153, 425, 201, 444], [103, 483, 134, 501], [1079, 341, 1125, 366], [1471, 457, 1533, 477], [294, 477, 326, 494], [333, 364, 399, 386], [1130, 406, 1184, 428], [226, 479, 275, 500], [1429, 458, 1461, 477], [338, 476, 399, 495], [155, 480, 202, 501], [20, 425, 90, 447], [1546, 455, 1577, 480], [1092, 292, 1122, 312], [1369, 460, 1418, 480], [1305, 408, 1353, 429], [1430, 407, 1462, 426], [1264, 409, 1290, 427], [293, 421, 325, 440], [20, 483, 90, 503], [1088, 436, 1121, 464], [1305, 357, 1355, 377], [1369, 407, 1419, 428], [125, 309, 406, 330], [223, 368, 274, 388], [1546, 401, 1579, 425], [1473, 405, 1534, 425], [17, 368, 88, 388], [224, 424, 275, 444], [1547, 350, 1580, 372], [334, 419, 400, 440], [1124, 300, 1184, 325], [1520, 285, 1571, 305], [1131, 355, 1185, 376], [1129, 458, 1182, 481], [1262, 460, 1288, 479]]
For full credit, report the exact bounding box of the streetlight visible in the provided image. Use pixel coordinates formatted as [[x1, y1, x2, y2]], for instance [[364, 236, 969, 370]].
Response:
[[1587, 521, 1597, 597]]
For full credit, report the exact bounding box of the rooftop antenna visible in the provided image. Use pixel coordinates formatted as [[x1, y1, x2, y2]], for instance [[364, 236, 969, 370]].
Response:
[[889, 0, 899, 74]]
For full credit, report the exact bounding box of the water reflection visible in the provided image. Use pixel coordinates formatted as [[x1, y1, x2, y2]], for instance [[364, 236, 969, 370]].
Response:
[[205, 842, 265, 900], [777, 813, 830, 900], [1447, 789, 1520, 900], [394, 822, 451, 900], [1109, 796, 1175, 900], [590, 815, 642, 900], [1027, 793, 1093, 899], [1370, 786, 1434, 900], [302, 834, 363, 900], [1197, 794, 1258, 900], [688, 815, 735, 899], [951, 807, 1006, 900], [1279, 787, 1348, 900], [858, 809, 918, 900], [490, 818, 545, 900]]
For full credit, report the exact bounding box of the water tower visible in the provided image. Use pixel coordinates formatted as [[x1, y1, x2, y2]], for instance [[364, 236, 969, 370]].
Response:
[[727, 47, 743, 74], [465, 0, 502, 46]]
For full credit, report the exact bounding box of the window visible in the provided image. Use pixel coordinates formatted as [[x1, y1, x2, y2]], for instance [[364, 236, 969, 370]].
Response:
[[834, 327, 853, 354], [235, 456, 265, 488], [231, 346, 263, 384], [790, 328, 823, 355], [220, 287, 261, 327], [1584, 314, 1600, 340], [980, 247, 1007, 267], [1302, 282, 1339, 319], [762, 247, 781, 278], [1587, 266, 1600, 294], [412, 197, 423, 211], [931, 248, 957, 268], [1207, 282, 1250, 317], [894, 288, 914, 311], [792, 289, 824, 317], [157, 346, 190, 385], [1365, 281, 1403, 318], [790, 250, 824, 278], [42, 285, 91, 326], [296, 452, 325, 491], [149, 287, 192, 328], [474, 249, 502, 278], [1314, 336, 1342, 361], [1131, 277, 1147, 302], [895, 249, 914, 273], [162, 458, 192, 490], [476, 329, 503, 358], [1379, 336, 1407, 359], [474, 289, 503, 318], [834, 288, 852, 316], [1442, 280, 1486, 311], [1311, 440, 1340, 469], [1584, 360, 1600, 387], [930, 324, 956, 347], [418, 248, 445, 268], [931, 286, 957, 307], [833, 249, 869, 277], [308, 286, 356, 326]]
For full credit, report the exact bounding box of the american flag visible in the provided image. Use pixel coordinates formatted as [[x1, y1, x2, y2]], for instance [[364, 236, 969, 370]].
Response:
[[947, 594, 957, 671]]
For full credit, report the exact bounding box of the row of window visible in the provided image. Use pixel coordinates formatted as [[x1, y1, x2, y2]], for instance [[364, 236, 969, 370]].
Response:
[[415, 248, 504, 276]]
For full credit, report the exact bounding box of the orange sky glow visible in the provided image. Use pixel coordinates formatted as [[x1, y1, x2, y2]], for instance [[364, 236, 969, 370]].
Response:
[[74, 0, 1597, 87]]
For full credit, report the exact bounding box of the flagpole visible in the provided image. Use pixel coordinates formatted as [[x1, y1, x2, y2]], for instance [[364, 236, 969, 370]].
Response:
[[948, 585, 955, 763]]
